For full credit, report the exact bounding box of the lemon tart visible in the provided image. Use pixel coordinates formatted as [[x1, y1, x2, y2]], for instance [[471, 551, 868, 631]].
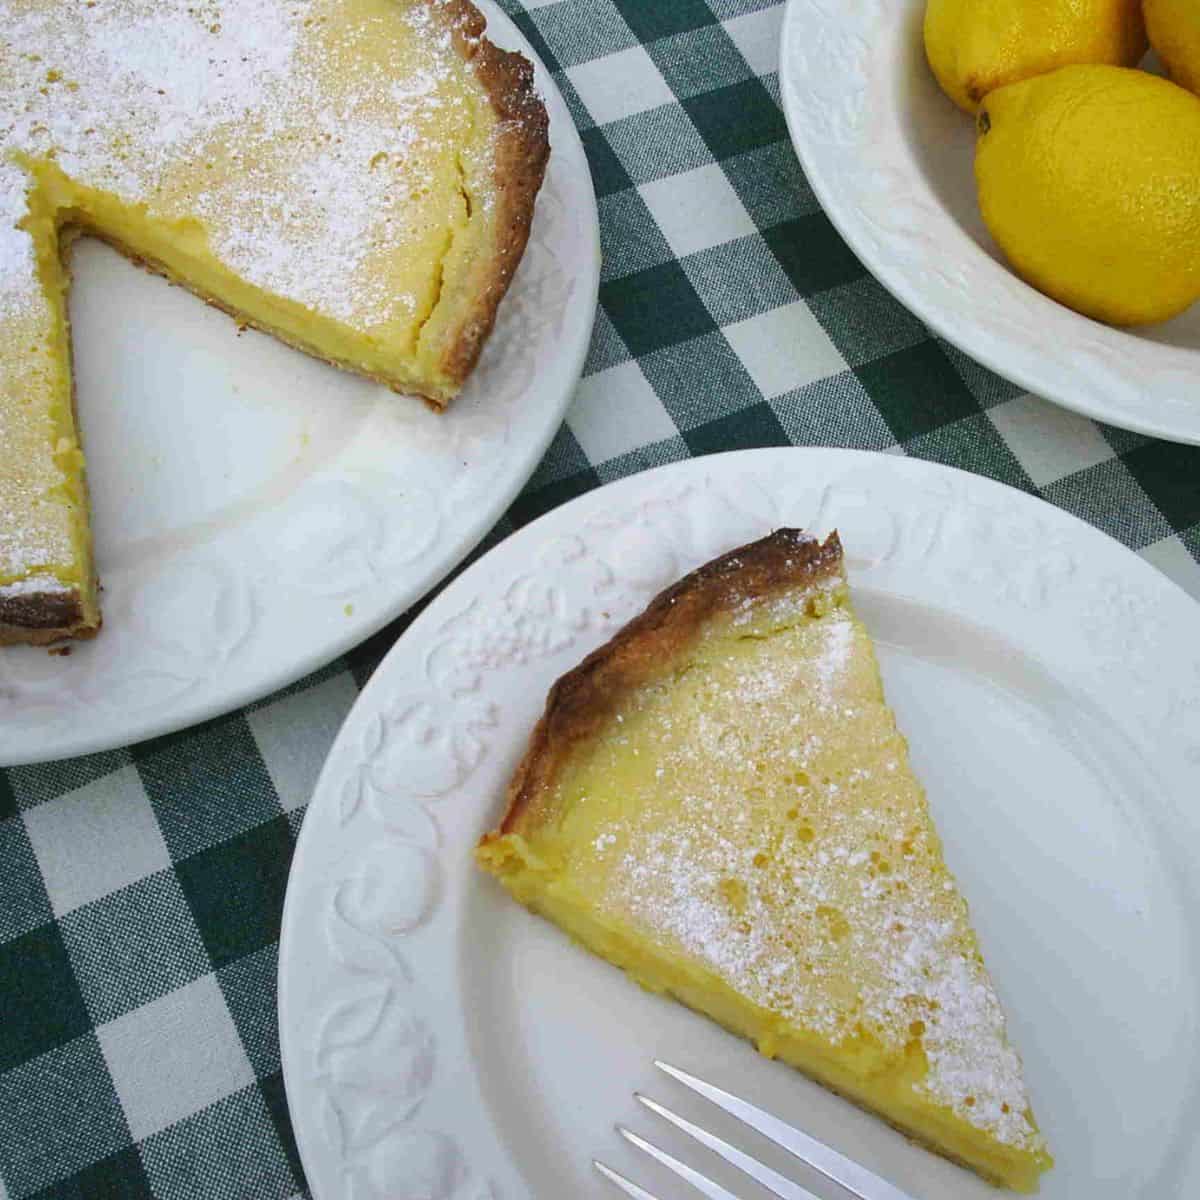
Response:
[[0, 0, 548, 644], [477, 530, 1053, 1192]]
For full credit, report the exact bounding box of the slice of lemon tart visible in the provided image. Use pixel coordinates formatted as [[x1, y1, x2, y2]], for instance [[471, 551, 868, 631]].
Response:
[[0, 0, 548, 644], [477, 530, 1053, 1192]]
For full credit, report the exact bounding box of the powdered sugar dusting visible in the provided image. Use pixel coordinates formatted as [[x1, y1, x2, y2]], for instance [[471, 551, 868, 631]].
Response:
[[0, 168, 36, 322], [560, 593, 1045, 1154], [1, 0, 489, 326], [0, 574, 69, 597], [2, 0, 498, 587]]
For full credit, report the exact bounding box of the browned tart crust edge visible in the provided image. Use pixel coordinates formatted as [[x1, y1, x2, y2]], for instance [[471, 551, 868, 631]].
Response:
[[435, 0, 551, 394], [0, 589, 98, 646], [481, 528, 844, 843]]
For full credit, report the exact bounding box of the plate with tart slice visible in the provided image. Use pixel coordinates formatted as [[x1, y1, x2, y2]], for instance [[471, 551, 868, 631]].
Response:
[[0, 0, 598, 765], [278, 448, 1200, 1200]]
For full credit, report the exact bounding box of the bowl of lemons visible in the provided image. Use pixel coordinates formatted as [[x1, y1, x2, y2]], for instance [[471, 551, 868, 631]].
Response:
[[779, 0, 1200, 444]]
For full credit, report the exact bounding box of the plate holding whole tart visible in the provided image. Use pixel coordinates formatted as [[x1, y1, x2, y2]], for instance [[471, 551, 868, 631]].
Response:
[[278, 449, 1200, 1200], [0, 0, 599, 762]]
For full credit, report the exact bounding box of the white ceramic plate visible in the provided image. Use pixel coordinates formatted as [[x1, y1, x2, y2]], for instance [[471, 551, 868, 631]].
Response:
[[778, 0, 1200, 445], [278, 447, 1200, 1200], [0, 2, 598, 767]]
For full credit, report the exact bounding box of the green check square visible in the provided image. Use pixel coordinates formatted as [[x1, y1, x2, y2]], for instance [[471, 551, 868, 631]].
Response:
[[0, 1035, 132, 1197], [722, 142, 820, 231], [683, 78, 787, 161], [585, 308, 634, 375], [259, 1071, 306, 1195], [504, 5, 562, 73], [0, 771, 15, 820], [601, 260, 717, 357], [681, 235, 799, 327], [175, 815, 293, 971], [1097, 420, 1153, 456], [906, 414, 1035, 493], [605, 106, 712, 183], [286, 807, 307, 843], [647, 26, 752, 100], [598, 190, 674, 282], [581, 126, 633, 198], [807, 277, 928, 369], [638, 331, 762, 429], [217, 944, 281, 1079], [1121, 441, 1200, 532], [614, 0, 716, 41], [857, 342, 981, 441], [709, 0, 779, 14], [61, 872, 210, 1025], [134, 715, 281, 861], [595, 435, 692, 484], [1043, 459, 1173, 550], [0, 817, 53, 943], [935, 338, 1024, 409], [683, 402, 790, 456], [5, 750, 129, 813], [772, 374, 897, 451], [345, 620, 401, 689], [525, 0, 638, 68], [763, 214, 865, 297], [138, 1084, 297, 1200], [0, 923, 91, 1073], [28, 1147, 153, 1200]]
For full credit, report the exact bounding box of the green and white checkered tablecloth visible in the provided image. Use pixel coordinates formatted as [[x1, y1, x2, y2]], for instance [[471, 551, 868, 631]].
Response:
[[2, 1, 1197, 1196]]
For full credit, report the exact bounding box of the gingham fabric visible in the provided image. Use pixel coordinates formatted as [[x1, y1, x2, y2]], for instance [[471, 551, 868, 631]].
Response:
[[2, 1, 1198, 1197]]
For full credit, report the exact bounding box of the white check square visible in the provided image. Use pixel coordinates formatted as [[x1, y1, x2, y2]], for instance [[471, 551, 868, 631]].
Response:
[[989, 394, 1114, 487], [723, 7, 785, 78], [98, 975, 255, 1141], [23, 765, 170, 916], [639, 164, 758, 259], [1142, 536, 1200, 603], [247, 672, 358, 813], [568, 361, 679, 464], [566, 45, 674, 126], [724, 301, 847, 399]]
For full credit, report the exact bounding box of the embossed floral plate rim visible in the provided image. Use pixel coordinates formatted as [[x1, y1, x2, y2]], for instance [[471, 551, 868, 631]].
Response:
[[278, 447, 1200, 1200], [778, 0, 1200, 445], [0, 1, 600, 767]]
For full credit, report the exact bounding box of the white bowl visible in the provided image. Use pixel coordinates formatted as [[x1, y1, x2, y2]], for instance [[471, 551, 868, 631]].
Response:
[[779, 0, 1200, 445]]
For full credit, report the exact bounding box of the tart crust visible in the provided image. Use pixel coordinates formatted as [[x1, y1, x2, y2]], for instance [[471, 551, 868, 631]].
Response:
[[0, 0, 549, 646], [432, 0, 550, 396], [0, 589, 95, 646], [489, 530, 844, 839]]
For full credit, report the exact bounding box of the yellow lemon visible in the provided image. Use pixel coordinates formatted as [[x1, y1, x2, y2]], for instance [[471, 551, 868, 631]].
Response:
[[1145, 0, 1200, 94], [975, 66, 1200, 326], [924, 0, 1147, 113]]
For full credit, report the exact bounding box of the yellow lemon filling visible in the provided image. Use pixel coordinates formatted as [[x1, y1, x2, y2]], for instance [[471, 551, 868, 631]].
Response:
[[480, 535, 1052, 1192], [1, 0, 545, 639]]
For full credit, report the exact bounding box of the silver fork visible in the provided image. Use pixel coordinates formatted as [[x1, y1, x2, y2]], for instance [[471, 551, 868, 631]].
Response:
[[594, 1061, 916, 1200]]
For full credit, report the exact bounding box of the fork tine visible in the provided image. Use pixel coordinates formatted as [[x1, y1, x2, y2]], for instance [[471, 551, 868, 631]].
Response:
[[594, 1158, 663, 1200], [637, 1093, 822, 1200], [618, 1125, 742, 1200], [655, 1062, 916, 1200]]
